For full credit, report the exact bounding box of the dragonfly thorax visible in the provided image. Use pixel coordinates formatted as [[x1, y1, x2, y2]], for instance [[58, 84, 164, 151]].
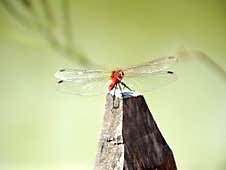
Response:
[[108, 70, 124, 90]]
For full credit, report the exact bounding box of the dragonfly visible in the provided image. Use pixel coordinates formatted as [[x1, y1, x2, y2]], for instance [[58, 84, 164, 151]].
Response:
[[54, 56, 177, 95]]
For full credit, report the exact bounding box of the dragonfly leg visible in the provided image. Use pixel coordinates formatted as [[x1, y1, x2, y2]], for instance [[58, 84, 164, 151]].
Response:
[[118, 83, 126, 98], [120, 81, 134, 92], [113, 84, 117, 98], [118, 83, 123, 94]]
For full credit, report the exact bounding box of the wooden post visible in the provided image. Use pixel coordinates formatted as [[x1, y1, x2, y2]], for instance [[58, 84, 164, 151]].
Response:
[[94, 91, 177, 170]]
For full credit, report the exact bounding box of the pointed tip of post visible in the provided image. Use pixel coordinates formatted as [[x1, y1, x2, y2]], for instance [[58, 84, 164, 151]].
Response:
[[95, 90, 177, 170], [108, 89, 143, 99]]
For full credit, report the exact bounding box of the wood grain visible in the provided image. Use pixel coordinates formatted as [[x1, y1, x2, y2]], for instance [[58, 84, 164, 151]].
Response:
[[94, 92, 177, 170]]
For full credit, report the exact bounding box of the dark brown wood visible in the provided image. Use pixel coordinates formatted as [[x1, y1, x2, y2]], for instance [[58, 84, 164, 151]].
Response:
[[94, 92, 177, 170]]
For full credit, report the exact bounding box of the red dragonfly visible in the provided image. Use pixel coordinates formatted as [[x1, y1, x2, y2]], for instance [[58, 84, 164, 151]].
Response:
[[54, 56, 177, 95]]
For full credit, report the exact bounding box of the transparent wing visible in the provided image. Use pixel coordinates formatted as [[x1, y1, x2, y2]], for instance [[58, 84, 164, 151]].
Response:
[[121, 56, 178, 93], [54, 69, 110, 95], [122, 70, 177, 93], [123, 56, 178, 77], [56, 76, 111, 95], [54, 69, 109, 82]]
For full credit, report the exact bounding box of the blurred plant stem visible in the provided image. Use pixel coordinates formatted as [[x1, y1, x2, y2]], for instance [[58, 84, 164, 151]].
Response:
[[0, 0, 31, 27], [0, 0, 92, 66], [62, 0, 73, 56], [40, 0, 62, 50], [176, 49, 226, 83]]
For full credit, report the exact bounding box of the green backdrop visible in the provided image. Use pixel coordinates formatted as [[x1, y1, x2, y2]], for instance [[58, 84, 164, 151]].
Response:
[[0, 0, 225, 169]]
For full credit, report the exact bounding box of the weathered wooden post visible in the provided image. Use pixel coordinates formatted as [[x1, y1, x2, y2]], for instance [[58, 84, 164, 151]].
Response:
[[94, 91, 177, 170]]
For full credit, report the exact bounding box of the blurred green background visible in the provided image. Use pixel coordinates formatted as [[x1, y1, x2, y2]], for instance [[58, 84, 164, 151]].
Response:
[[0, 0, 226, 169]]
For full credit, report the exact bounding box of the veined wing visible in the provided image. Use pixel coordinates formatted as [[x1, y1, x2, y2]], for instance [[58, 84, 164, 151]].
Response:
[[123, 70, 177, 93], [54, 69, 110, 95], [54, 69, 109, 82], [123, 56, 178, 77], [121, 56, 178, 93]]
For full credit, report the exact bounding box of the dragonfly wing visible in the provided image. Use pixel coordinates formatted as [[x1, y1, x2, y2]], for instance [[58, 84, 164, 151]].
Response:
[[54, 69, 109, 82], [124, 56, 178, 76], [54, 69, 110, 95], [121, 56, 177, 93], [56, 77, 110, 95], [122, 70, 177, 93]]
